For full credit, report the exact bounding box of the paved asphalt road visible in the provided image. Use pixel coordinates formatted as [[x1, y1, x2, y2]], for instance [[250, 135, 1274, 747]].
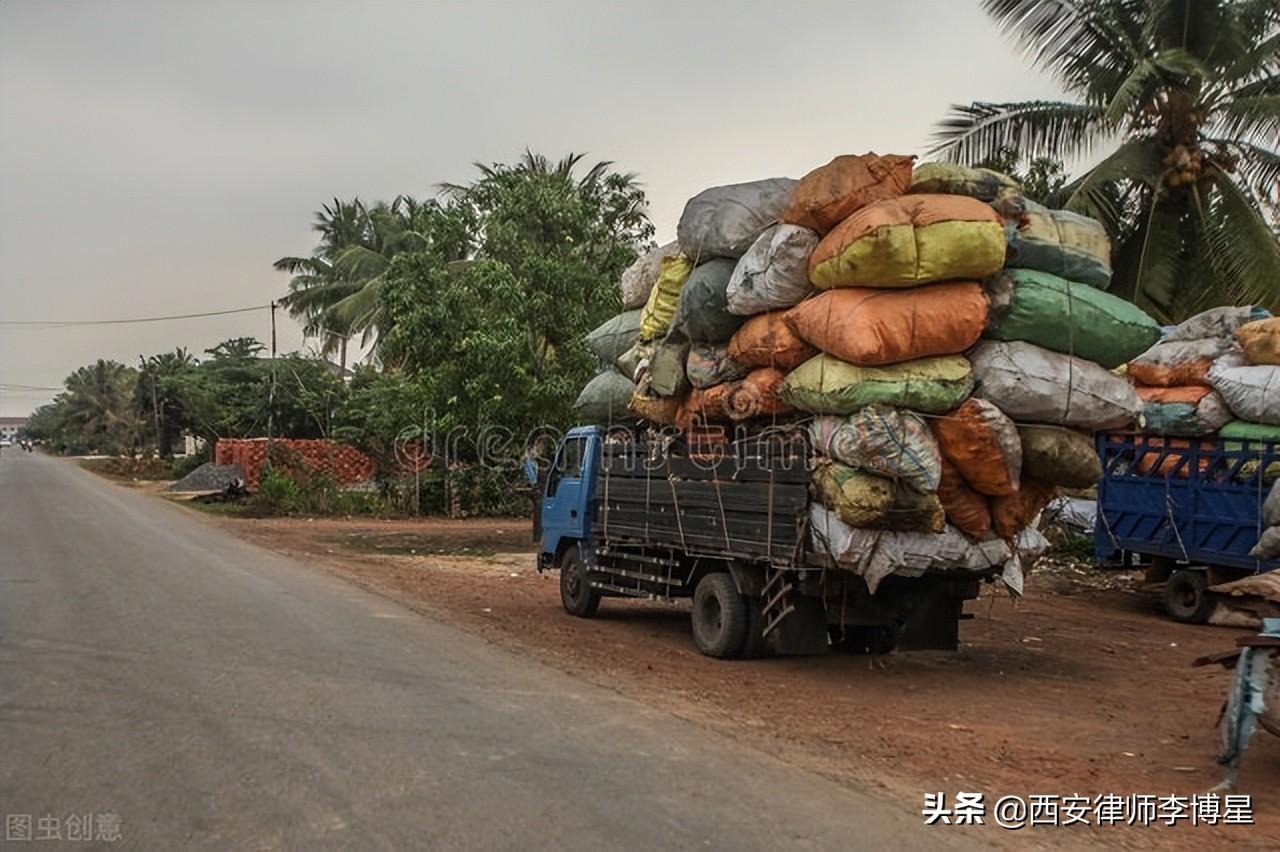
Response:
[[0, 452, 968, 850]]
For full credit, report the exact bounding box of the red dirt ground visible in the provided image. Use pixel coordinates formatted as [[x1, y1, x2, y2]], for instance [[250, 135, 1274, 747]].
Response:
[[193, 511, 1280, 849]]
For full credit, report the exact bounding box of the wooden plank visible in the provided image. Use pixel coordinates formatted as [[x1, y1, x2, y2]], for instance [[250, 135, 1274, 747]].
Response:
[[598, 477, 808, 514], [597, 503, 802, 549]]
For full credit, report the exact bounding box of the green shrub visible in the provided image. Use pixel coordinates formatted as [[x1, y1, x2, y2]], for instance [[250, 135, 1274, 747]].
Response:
[[252, 467, 303, 514]]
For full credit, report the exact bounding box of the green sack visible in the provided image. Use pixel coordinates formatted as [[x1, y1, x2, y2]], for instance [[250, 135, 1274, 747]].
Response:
[[985, 269, 1160, 369], [812, 461, 894, 528], [1220, 421, 1280, 443], [1018, 425, 1102, 489], [585, 309, 642, 365], [993, 196, 1113, 289], [574, 371, 636, 423], [780, 354, 974, 415], [648, 340, 690, 398]]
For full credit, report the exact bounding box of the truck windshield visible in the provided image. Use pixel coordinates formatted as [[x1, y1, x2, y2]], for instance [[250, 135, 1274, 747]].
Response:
[[546, 437, 586, 497]]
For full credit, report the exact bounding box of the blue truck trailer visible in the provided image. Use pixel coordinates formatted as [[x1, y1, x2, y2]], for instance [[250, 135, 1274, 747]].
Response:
[[534, 426, 995, 659], [1095, 431, 1280, 622]]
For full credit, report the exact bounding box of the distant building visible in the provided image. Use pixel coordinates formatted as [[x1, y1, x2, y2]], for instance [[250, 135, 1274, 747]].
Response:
[[0, 416, 28, 442]]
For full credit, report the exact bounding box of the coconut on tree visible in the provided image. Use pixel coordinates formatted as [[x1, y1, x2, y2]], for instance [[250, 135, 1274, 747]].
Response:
[[933, 0, 1280, 321]]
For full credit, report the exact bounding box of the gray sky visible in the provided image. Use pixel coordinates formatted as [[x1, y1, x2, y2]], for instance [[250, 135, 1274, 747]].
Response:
[[0, 0, 1063, 417]]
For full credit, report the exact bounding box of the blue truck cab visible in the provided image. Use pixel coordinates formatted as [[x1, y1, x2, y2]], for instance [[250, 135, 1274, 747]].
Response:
[[537, 425, 601, 573]]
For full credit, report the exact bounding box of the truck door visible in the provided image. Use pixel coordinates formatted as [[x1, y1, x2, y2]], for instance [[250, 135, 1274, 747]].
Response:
[[542, 434, 591, 552]]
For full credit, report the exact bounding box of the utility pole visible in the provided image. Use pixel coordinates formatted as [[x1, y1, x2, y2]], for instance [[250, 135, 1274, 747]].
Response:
[[267, 301, 278, 453], [141, 355, 161, 456]]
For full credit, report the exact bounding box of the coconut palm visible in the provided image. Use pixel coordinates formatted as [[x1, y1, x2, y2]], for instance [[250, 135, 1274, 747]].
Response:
[[932, 0, 1280, 321], [60, 360, 139, 453], [275, 198, 427, 366]]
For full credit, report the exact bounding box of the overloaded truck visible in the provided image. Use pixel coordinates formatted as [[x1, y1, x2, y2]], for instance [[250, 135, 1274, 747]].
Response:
[[534, 426, 1002, 658], [1095, 430, 1280, 622]]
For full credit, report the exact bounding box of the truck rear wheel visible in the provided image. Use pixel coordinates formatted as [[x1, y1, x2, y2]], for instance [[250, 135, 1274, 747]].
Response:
[[691, 573, 747, 659], [1165, 569, 1213, 624], [739, 596, 767, 659], [559, 546, 600, 618]]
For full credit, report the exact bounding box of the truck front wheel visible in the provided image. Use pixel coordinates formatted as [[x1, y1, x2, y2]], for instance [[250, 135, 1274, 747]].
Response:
[[1165, 569, 1213, 624], [691, 573, 748, 659], [559, 546, 600, 618]]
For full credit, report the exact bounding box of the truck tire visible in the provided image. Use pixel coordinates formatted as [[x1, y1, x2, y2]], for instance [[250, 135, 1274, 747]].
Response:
[[691, 573, 748, 659], [739, 596, 768, 660], [559, 546, 600, 618], [1165, 569, 1213, 624]]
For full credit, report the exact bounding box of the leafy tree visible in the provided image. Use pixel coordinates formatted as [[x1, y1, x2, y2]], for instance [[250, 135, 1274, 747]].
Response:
[[975, 146, 1070, 205], [28, 360, 140, 454], [933, 0, 1280, 321], [135, 348, 198, 456], [274, 197, 471, 364]]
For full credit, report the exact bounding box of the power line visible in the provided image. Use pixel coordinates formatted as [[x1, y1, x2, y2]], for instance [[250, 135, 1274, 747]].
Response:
[[0, 304, 271, 329], [0, 384, 60, 392]]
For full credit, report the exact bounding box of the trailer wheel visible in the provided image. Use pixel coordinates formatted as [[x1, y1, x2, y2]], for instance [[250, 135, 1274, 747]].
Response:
[[559, 546, 600, 618], [739, 596, 768, 660], [691, 573, 748, 659], [1165, 569, 1213, 624]]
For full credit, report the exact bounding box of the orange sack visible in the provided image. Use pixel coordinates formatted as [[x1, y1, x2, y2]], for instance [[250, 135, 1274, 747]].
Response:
[[937, 459, 992, 540], [930, 398, 1022, 497], [727, 310, 817, 370], [725, 368, 791, 420], [1134, 385, 1213, 405], [784, 281, 988, 366], [780, 152, 915, 234], [990, 479, 1056, 540], [677, 384, 732, 432]]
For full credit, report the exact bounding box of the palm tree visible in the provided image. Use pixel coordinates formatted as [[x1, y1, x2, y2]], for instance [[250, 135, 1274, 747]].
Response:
[[932, 0, 1280, 321], [61, 360, 139, 454]]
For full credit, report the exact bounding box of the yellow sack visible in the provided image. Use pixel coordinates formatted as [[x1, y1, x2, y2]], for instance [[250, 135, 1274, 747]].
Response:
[[808, 195, 1005, 289], [1238, 317, 1280, 366], [638, 254, 693, 341], [812, 460, 894, 528]]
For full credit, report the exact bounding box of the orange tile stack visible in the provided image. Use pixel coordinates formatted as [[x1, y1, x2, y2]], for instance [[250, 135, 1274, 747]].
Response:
[[214, 438, 375, 490]]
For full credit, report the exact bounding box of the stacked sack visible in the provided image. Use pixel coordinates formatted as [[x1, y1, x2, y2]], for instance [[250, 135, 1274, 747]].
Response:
[[572, 155, 1165, 592]]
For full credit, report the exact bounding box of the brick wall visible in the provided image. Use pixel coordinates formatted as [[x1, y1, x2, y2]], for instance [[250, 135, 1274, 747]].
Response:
[[214, 438, 374, 490]]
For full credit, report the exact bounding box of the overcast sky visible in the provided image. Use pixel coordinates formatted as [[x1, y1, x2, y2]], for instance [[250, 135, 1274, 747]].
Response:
[[0, 0, 1064, 417]]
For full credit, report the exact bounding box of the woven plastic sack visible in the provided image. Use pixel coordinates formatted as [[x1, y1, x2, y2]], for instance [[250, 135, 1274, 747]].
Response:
[[1136, 385, 1232, 436], [620, 241, 680, 310], [678, 178, 796, 261], [724, 368, 790, 420], [908, 161, 1020, 201], [638, 255, 693, 341], [1220, 420, 1280, 443], [725, 224, 818, 315], [1250, 527, 1280, 559], [686, 343, 749, 389], [1018, 425, 1102, 489], [809, 194, 1005, 289], [970, 340, 1141, 429], [781, 153, 915, 234], [647, 340, 690, 398], [726, 310, 816, 370], [627, 376, 681, 425], [1237, 317, 1280, 365], [780, 354, 974, 415], [786, 281, 987, 367], [616, 340, 654, 383], [990, 479, 1056, 540], [884, 486, 946, 533], [931, 398, 1021, 496], [812, 460, 894, 528], [809, 505, 1015, 593], [585, 309, 642, 365], [1127, 337, 1237, 387], [1208, 362, 1280, 425], [937, 459, 992, 539], [677, 384, 733, 431], [983, 269, 1160, 369], [668, 258, 745, 343], [809, 407, 942, 493], [574, 371, 636, 423], [1165, 305, 1271, 342], [991, 195, 1112, 289]]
